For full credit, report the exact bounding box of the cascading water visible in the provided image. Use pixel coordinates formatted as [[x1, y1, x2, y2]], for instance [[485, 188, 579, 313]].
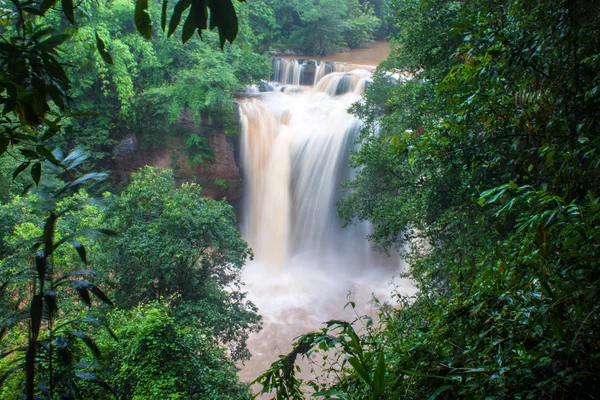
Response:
[[238, 62, 414, 388]]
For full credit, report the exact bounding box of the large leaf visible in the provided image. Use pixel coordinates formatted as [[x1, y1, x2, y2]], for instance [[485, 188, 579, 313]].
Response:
[[161, 0, 168, 31], [54, 318, 117, 341], [73, 372, 117, 397], [61, 0, 74, 24], [70, 331, 102, 359], [135, 0, 152, 39], [428, 385, 453, 400], [30, 294, 43, 339], [70, 280, 91, 306], [208, 0, 238, 48], [168, 0, 192, 37], [372, 350, 386, 398], [95, 33, 113, 64], [68, 240, 87, 263], [31, 162, 41, 185], [12, 162, 30, 181], [69, 280, 114, 307], [348, 356, 373, 387]]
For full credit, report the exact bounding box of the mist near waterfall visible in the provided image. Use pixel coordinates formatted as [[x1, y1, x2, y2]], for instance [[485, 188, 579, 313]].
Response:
[[237, 62, 414, 384]]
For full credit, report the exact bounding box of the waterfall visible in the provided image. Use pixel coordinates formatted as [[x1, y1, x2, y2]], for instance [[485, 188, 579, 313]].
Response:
[[240, 69, 373, 269], [238, 65, 413, 389], [270, 58, 366, 87]]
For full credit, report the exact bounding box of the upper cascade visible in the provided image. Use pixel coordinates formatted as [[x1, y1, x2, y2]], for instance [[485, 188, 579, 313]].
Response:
[[270, 57, 373, 94]]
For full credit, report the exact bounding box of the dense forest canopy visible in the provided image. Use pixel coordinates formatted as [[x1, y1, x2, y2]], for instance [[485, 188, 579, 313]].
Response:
[[1, 0, 599, 399]]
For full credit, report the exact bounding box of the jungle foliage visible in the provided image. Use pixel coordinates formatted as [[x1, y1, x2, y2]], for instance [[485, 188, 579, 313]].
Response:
[[255, 0, 600, 399], [260, 0, 382, 56], [0, 157, 257, 398], [0, 0, 270, 173]]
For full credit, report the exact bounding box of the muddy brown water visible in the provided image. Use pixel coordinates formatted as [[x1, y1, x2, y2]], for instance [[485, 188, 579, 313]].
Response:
[[282, 40, 391, 67]]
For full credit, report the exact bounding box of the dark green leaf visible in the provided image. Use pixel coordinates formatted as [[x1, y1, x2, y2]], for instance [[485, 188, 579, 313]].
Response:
[[44, 290, 57, 320], [73, 372, 116, 396], [208, 0, 238, 47], [69, 240, 87, 263], [20, 149, 39, 159], [54, 318, 117, 341], [31, 162, 41, 185], [168, 0, 192, 37], [373, 351, 385, 397], [37, 145, 60, 166], [40, 33, 70, 49], [0, 138, 9, 154], [135, 0, 152, 39], [89, 285, 114, 307], [39, 0, 56, 14], [428, 385, 453, 400], [161, 0, 168, 31], [36, 250, 47, 285], [61, 0, 75, 24], [348, 356, 372, 387], [182, 10, 196, 43], [71, 281, 91, 306], [43, 213, 57, 257], [13, 162, 29, 181], [30, 294, 43, 338], [70, 331, 102, 359], [95, 33, 113, 64]]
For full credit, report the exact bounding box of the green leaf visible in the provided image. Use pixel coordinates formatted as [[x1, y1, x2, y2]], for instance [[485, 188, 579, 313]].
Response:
[[61, 0, 75, 24], [71, 281, 92, 306], [73, 372, 117, 396], [549, 313, 565, 341], [135, 0, 153, 39], [20, 149, 39, 159], [43, 213, 57, 257], [348, 356, 373, 387], [37, 145, 60, 166], [399, 369, 457, 381], [314, 389, 353, 400], [40, 33, 70, 49], [208, 0, 238, 47], [0, 138, 9, 155], [30, 294, 43, 338], [168, 0, 192, 37], [70, 331, 102, 359], [161, 0, 168, 31], [372, 351, 386, 397], [95, 33, 113, 64], [428, 385, 453, 400], [69, 240, 87, 263], [31, 163, 41, 185], [44, 290, 58, 320], [12, 162, 29, 181], [54, 318, 117, 341], [39, 0, 56, 15], [182, 9, 196, 43]]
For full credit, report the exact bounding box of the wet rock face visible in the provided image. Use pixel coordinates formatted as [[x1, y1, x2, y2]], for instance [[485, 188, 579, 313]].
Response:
[[112, 123, 242, 200]]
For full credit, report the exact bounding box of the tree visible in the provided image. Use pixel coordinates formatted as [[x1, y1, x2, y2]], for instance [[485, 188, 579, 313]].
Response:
[[97, 167, 260, 361], [96, 302, 252, 400]]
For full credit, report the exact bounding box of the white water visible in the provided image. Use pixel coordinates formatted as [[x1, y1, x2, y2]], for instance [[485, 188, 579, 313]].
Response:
[[238, 65, 414, 389]]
